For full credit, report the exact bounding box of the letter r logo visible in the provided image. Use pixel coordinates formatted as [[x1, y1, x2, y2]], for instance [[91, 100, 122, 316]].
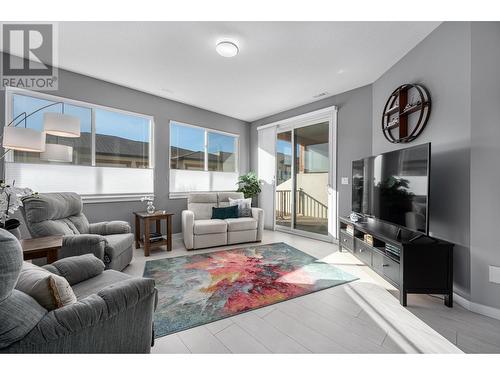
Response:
[[2, 24, 53, 76]]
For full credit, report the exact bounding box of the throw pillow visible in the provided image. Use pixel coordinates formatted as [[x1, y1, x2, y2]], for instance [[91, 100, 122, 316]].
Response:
[[15, 262, 77, 311], [211, 205, 239, 220], [228, 197, 253, 217]]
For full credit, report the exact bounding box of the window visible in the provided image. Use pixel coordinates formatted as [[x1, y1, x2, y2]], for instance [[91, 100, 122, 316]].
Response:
[[95, 109, 151, 168], [169, 121, 239, 197], [169, 121, 238, 173], [207, 132, 236, 172], [170, 123, 205, 170], [5, 89, 154, 199]]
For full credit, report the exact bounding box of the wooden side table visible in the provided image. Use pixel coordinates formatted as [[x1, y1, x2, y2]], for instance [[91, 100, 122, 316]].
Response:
[[20, 235, 63, 263], [134, 211, 173, 256]]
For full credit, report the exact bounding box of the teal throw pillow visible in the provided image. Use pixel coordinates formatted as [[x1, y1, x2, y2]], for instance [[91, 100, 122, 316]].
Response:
[[211, 205, 239, 220]]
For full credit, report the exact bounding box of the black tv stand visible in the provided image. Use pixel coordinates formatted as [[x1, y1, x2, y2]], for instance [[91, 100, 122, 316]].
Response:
[[339, 217, 454, 307], [396, 228, 402, 241]]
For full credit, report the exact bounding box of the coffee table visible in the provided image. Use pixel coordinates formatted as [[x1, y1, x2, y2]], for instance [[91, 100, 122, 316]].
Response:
[[20, 235, 63, 263], [134, 211, 173, 256]]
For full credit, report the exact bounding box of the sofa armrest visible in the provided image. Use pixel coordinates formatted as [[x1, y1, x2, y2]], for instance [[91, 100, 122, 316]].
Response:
[[61, 234, 106, 261], [252, 208, 264, 241], [43, 254, 105, 285], [182, 210, 195, 250], [97, 278, 157, 314], [89, 221, 131, 236]]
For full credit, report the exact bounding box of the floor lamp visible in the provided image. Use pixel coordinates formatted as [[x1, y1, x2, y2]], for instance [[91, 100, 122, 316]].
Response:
[[1, 101, 81, 162]]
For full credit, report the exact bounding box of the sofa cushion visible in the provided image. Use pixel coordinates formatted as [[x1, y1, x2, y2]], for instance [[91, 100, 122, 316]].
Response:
[[188, 193, 218, 204], [68, 213, 90, 234], [193, 232, 227, 249], [228, 229, 257, 244], [22, 193, 83, 224], [194, 219, 228, 235], [48, 255, 105, 286], [71, 269, 131, 300], [224, 217, 258, 232], [189, 203, 216, 220], [211, 205, 238, 220], [218, 192, 244, 207], [15, 263, 77, 310]]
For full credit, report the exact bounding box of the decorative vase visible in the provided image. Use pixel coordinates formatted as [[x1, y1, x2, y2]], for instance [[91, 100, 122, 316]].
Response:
[[146, 201, 156, 214]]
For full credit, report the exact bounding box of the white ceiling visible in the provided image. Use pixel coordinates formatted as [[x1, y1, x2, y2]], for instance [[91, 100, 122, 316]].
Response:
[[55, 22, 440, 122]]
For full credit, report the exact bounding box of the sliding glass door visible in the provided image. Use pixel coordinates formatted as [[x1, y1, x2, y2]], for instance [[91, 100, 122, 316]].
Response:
[[275, 119, 334, 240], [275, 131, 293, 228], [294, 122, 330, 235]]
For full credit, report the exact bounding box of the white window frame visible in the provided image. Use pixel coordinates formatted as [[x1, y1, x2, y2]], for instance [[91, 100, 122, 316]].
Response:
[[3, 87, 155, 202], [168, 120, 240, 199]]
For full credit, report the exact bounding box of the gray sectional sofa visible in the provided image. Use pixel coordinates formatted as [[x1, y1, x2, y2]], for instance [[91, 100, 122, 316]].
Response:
[[182, 192, 264, 250]]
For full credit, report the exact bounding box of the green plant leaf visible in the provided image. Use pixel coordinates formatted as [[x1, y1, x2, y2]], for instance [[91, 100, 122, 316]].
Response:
[[236, 171, 263, 199]]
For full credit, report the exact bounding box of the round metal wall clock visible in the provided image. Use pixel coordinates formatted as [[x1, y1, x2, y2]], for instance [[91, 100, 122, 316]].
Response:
[[381, 83, 431, 143]]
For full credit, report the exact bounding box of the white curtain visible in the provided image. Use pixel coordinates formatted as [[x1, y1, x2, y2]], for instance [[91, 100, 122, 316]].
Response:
[[169, 170, 238, 194], [5, 162, 153, 195], [257, 126, 276, 229]]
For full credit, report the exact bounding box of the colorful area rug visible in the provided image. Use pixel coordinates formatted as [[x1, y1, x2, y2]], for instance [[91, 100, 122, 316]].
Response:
[[143, 242, 357, 337]]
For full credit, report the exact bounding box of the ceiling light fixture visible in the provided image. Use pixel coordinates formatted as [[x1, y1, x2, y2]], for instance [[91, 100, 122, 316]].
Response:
[[216, 41, 239, 57]]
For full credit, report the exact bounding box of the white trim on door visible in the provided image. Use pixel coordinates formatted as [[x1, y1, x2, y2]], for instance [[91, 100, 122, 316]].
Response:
[[256, 105, 338, 131]]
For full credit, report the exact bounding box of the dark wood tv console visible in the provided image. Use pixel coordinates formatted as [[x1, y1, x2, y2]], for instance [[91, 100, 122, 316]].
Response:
[[339, 217, 454, 307]]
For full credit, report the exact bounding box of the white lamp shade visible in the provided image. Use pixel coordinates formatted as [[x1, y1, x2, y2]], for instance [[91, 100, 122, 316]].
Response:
[[2, 126, 46, 152], [43, 112, 80, 138], [40, 143, 73, 162]]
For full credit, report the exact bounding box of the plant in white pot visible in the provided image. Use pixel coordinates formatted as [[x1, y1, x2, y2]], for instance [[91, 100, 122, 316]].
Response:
[[0, 180, 35, 238]]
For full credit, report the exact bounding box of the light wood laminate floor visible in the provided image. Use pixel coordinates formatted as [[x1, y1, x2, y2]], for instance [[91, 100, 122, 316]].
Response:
[[124, 230, 500, 354]]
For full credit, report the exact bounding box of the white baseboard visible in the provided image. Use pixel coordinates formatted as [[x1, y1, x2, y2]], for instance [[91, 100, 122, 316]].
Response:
[[454, 292, 500, 321], [453, 292, 471, 310], [172, 232, 183, 240]]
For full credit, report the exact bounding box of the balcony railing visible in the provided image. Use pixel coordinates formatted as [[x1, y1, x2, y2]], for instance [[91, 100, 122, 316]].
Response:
[[275, 189, 328, 220]]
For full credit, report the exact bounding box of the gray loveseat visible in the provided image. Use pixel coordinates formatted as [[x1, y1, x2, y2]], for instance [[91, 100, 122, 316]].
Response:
[[182, 192, 264, 250], [21, 192, 134, 271], [0, 229, 157, 353]]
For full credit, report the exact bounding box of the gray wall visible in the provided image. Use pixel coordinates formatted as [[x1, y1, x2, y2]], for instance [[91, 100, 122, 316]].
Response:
[[470, 22, 500, 310], [372, 22, 472, 299], [249, 85, 373, 217], [0, 53, 250, 233], [250, 21, 500, 310]]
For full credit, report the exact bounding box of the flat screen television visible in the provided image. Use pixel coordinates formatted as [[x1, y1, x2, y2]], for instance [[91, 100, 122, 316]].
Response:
[[352, 143, 430, 234]]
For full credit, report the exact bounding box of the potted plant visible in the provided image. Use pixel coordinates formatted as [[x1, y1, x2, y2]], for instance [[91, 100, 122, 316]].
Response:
[[0, 180, 35, 239], [236, 171, 262, 207]]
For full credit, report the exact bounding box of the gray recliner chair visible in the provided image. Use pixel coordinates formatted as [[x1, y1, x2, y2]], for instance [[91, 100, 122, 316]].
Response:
[[0, 229, 157, 353], [21, 192, 134, 271]]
